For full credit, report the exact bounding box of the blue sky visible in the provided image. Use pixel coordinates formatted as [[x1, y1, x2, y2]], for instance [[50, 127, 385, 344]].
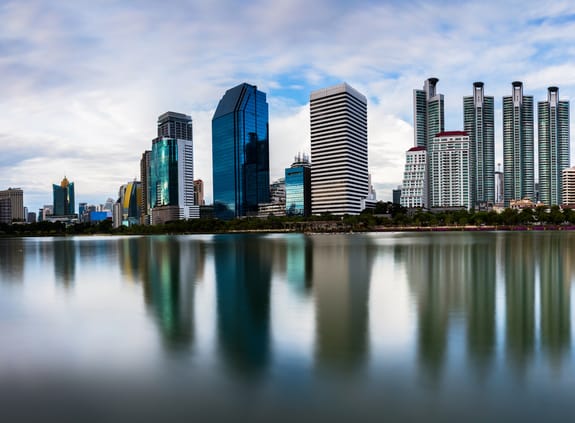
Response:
[[2, 0, 575, 212]]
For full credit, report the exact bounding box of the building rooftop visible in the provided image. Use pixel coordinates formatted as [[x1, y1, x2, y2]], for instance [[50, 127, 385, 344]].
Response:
[[435, 131, 468, 138], [408, 146, 426, 152]]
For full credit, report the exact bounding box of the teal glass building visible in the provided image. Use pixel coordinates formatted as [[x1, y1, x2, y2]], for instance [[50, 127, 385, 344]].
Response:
[[285, 154, 311, 216], [212, 83, 270, 219], [413, 78, 445, 148], [53, 177, 75, 216], [464, 82, 495, 208], [538, 86, 570, 206]]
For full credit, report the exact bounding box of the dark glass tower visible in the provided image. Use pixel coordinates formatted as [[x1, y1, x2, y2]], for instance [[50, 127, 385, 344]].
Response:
[[464, 82, 495, 208], [413, 78, 445, 148], [212, 83, 270, 219], [53, 177, 75, 216], [285, 153, 311, 217]]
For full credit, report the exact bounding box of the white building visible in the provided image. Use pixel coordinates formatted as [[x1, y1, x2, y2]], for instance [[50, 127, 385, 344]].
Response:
[[310, 83, 368, 215], [562, 166, 575, 206], [400, 147, 428, 209], [429, 131, 471, 210]]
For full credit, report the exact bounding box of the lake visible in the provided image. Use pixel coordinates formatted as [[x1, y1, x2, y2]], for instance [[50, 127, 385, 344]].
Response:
[[1, 232, 574, 422]]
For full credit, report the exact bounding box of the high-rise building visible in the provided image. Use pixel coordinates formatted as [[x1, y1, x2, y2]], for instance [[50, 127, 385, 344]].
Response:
[[149, 112, 195, 221], [53, 177, 75, 216], [140, 150, 151, 224], [310, 83, 368, 215], [193, 180, 205, 206], [464, 82, 495, 208], [0, 188, 24, 221], [392, 187, 402, 205], [413, 77, 445, 148], [495, 165, 504, 206], [119, 181, 142, 226], [503, 81, 534, 206], [400, 147, 427, 209], [562, 166, 575, 206], [285, 153, 311, 217], [538, 86, 570, 206], [429, 132, 471, 210], [212, 83, 270, 219]]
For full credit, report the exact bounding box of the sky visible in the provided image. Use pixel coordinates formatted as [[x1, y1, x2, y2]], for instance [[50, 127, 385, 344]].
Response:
[[2, 0, 575, 213]]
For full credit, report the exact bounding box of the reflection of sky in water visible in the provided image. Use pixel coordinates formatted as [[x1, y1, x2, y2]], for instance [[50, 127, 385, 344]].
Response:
[[1, 233, 575, 421]]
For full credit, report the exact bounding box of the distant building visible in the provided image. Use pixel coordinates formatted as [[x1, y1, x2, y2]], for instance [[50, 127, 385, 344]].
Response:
[[562, 167, 575, 206], [392, 187, 402, 205], [310, 83, 368, 215], [53, 177, 75, 216], [194, 179, 205, 206], [400, 147, 427, 209], [258, 178, 286, 218], [414, 77, 444, 149], [503, 81, 534, 206], [212, 83, 269, 219], [150, 112, 196, 222], [0, 198, 10, 224], [0, 188, 24, 222], [118, 181, 142, 226], [538, 86, 570, 206], [429, 131, 471, 210], [27, 212, 36, 223], [140, 150, 151, 224], [285, 153, 311, 217], [494, 165, 504, 206]]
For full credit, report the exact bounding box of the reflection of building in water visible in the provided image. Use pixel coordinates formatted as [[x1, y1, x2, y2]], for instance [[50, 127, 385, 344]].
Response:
[[215, 235, 272, 377], [285, 235, 313, 296], [313, 235, 373, 373], [0, 239, 25, 283], [53, 240, 77, 288], [504, 233, 535, 370], [538, 234, 571, 366], [141, 237, 196, 351]]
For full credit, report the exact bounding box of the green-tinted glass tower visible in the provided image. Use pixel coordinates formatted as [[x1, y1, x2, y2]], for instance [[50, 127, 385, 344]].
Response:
[[538, 86, 570, 206], [413, 77, 444, 148], [503, 81, 534, 206], [212, 83, 270, 220], [53, 176, 75, 216], [464, 82, 495, 208]]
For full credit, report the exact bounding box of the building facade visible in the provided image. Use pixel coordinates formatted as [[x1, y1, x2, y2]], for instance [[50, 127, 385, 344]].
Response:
[[464, 82, 495, 208], [562, 166, 575, 206], [193, 179, 205, 206], [503, 81, 534, 206], [140, 150, 151, 224], [0, 188, 24, 222], [53, 177, 75, 216], [414, 77, 445, 148], [285, 154, 311, 217], [310, 83, 368, 215], [149, 112, 195, 222], [538, 86, 570, 206], [400, 147, 427, 209], [212, 83, 270, 219], [119, 181, 142, 226], [429, 132, 471, 210]]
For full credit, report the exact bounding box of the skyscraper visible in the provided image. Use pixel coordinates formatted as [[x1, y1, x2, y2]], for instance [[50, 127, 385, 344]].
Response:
[[140, 150, 151, 224], [503, 81, 534, 206], [53, 177, 75, 216], [149, 112, 195, 221], [464, 82, 495, 208], [212, 83, 270, 219], [400, 147, 427, 209], [538, 86, 570, 206], [413, 78, 445, 148], [310, 83, 368, 215], [0, 188, 24, 221], [285, 153, 311, 217]]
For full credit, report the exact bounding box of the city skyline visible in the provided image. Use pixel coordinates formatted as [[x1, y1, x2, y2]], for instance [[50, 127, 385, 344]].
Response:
[[2, 1, 575, 213]]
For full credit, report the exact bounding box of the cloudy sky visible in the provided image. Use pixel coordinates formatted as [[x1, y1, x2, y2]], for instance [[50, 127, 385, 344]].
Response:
[[2, 0, 575, 212]]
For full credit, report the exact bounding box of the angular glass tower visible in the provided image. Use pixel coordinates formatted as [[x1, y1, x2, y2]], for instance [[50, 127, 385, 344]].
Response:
[[538, 86, 570, 206], [212, 83, 270, 220], [53, 177, 75, 216], [464, 82, 495, 208], [413, 78, 445, 148], [503, 81, 534, 206]]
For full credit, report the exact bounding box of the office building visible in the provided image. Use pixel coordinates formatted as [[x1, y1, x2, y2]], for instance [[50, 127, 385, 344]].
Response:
[[495, 166, 504, 206], [503, 81, 534, 206], [464, 82, 495, 208], [413, 77, 445, 148], [212, 83, 270, 219], [285, 153, 311, 217], [562, 166, 575, 206], [0, 198, 10, 224], [149, 112, 196, 222], [119, 181, 142, 226], [310, 82, 368, 215], [0, 188, 24, 222], [538, 86, 570, 206], [400, 147, 427, 209], [429, 131, 471, 210], [53, 177, 75, 216], [140, 150, 151, 224], [392, 187, 402, 205], [194, 179, 205, 206]]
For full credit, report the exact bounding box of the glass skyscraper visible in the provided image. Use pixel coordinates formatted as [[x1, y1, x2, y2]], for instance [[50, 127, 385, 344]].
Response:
[[212, 83, 270, 219], [53, 177, 75, 216], [413, 78, 445, 148], [538, 86, 570, 206], [149, 112, 195, 221], [463, 82, 495, 208], [285, 153, 311, 217], [503, 81, 534, 206]]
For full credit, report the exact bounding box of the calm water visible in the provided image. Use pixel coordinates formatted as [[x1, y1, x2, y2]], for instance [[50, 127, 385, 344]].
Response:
[[1, 232, 575, 422]]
